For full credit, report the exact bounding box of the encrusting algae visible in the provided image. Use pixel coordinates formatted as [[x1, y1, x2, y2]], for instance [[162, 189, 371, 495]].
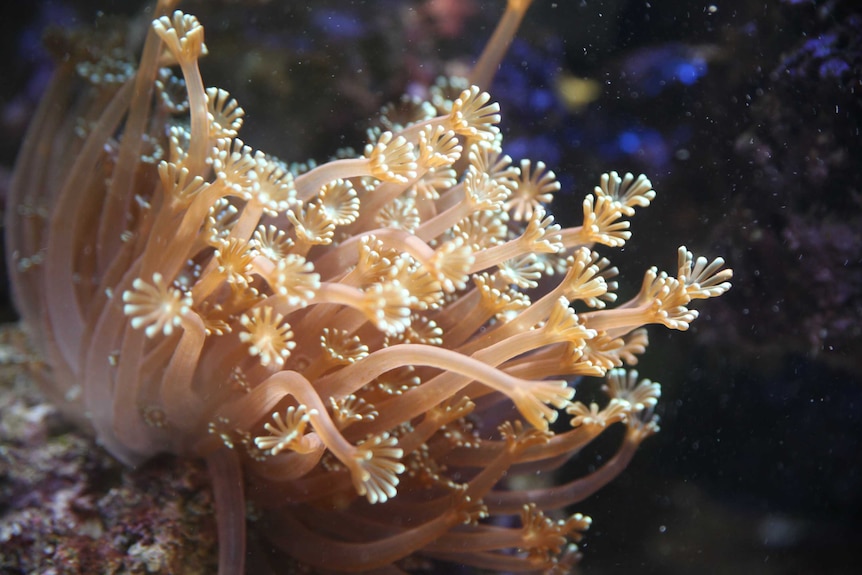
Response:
[[5, 0, 732, 573]]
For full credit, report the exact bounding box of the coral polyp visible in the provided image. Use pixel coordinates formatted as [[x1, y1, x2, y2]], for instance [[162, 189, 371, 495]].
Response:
[[5, 1, 730, 572]]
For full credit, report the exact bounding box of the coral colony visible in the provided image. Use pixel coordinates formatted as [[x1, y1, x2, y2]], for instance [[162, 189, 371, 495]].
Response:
[[6, 0, 731, 573]]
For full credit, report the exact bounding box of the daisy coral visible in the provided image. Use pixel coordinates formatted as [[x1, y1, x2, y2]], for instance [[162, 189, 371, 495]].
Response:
[[5, 0, 731, 573]]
